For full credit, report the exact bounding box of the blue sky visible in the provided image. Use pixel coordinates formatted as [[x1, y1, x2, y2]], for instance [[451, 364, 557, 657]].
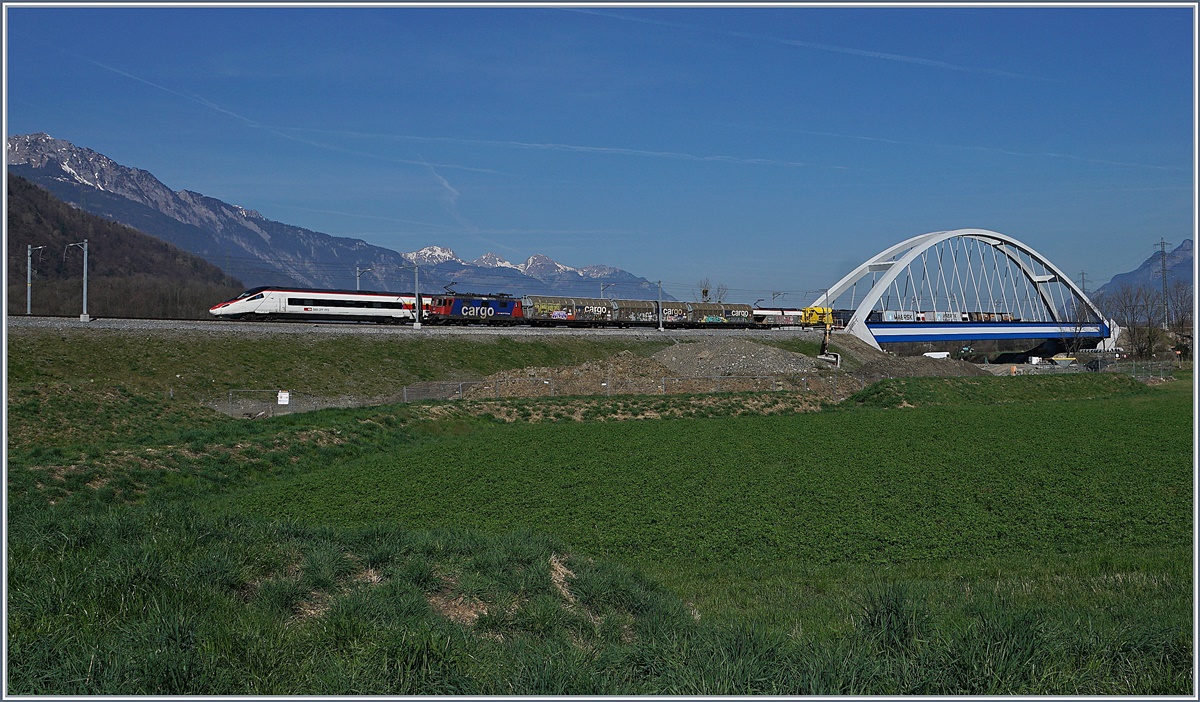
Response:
[[4, 3, 1195, 303]]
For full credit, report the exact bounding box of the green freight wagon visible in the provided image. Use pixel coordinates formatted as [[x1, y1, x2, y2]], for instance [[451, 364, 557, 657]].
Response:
[[685, 302, 754, 326], [522, 296, 614, 326]]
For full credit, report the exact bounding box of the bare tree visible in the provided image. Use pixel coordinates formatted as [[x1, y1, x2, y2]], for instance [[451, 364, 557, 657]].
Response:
[[694, 278, 731, 304], [1166, 278, 1193, 337], [1099, 284, 1163, 358], [1064, 299, 1091, 355]]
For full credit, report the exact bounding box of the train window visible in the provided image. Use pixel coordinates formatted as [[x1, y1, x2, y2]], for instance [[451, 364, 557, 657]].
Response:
[[248, 293, 264, 301]]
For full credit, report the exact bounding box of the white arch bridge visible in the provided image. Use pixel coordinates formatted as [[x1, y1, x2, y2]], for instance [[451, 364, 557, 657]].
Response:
[[810, 229, 1119, 351]]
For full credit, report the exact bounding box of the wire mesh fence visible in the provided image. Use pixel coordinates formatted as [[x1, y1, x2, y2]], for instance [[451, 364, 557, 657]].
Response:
[[217, 371, 867, 417], [223, 389, 314, 418], [399, 381, 487, 403], [218, 359, 1186, 419], [1110, 360, 1182, 382]]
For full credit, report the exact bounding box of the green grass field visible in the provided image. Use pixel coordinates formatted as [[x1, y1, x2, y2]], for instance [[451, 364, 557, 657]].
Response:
[[6, 330, 1194, 694]]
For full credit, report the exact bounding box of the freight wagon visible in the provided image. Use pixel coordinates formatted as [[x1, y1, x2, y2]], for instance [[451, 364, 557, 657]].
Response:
[[521, 296, 617, 326], [211, 288, 800, 329], [519, 297, 755, 328]]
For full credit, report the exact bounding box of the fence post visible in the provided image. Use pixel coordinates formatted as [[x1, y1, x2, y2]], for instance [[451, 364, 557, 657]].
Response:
[[403, 386, 408, 403]]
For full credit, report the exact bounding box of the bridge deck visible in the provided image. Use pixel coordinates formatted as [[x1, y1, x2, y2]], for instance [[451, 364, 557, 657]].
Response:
[[866, 321, 1110, 343]]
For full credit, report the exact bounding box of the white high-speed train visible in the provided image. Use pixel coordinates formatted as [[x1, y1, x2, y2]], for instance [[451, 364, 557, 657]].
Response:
[[209, 286, 422, 323]]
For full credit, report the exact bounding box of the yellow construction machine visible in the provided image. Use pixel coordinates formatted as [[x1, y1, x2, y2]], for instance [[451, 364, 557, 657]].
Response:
[[800, 306, 834, 327], [803, 306, 839, 366]]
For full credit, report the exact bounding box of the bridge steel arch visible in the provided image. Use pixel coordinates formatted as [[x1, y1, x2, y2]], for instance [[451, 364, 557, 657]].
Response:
[[811, 229, 1119, 350]]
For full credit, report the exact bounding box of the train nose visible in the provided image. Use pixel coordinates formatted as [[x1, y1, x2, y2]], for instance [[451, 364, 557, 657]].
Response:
[[209, 301, 230, 313]]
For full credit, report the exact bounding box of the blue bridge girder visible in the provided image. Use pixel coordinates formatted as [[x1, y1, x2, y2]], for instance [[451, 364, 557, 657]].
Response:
[[810, 229, 1120, 350], [865, 321, 1111, 345]]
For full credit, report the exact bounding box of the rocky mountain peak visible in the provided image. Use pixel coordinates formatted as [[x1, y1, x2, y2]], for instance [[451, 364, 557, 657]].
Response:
[[520, 254, 577, 279], [1094, 238, 1194, 296], [578, 264, 623, 279], [472, 252, 519, 269], [7, 132, 667, 297], [405, 245, 462, 266]]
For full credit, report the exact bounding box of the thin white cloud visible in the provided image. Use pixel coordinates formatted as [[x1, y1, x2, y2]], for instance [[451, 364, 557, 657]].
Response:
[[282, 206, 459, 229], [428, 166, 461, 205], [280, 127, 839, 169], [419, 155, 477, 232], [778, 127, 1185, 171], [54, 45, 499, 175], [479, 137, 823, 168], [72, 53, 263, 126], [56, 44, 838, 173], [570, 8, 1047, 81]]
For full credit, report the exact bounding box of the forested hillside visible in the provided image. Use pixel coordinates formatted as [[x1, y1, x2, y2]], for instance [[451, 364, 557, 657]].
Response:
[[6, 174, 244, 318]]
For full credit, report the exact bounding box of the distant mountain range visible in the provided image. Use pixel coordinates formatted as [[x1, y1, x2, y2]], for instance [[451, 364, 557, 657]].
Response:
[[6, 173, 243, 318], [6, 133, 670, 299], [1093, 239, 1193, 298]]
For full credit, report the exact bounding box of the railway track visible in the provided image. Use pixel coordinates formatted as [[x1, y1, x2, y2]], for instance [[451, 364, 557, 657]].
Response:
[[6, 315, 824, 340]]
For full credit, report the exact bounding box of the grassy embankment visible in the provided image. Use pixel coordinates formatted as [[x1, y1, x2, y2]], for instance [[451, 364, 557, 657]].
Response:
[[6, 327, 1194, 694]]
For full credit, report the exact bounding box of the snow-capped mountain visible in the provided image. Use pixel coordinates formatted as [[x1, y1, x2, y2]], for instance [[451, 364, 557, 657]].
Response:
[[578, 264, 625, 280], [519, 254, 578, 279], [7, 133, 668, 298], [405, 245, 463, 267], [471, 252, 520, 270]]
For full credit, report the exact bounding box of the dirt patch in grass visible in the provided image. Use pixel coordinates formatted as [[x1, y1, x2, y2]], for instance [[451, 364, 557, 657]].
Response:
[[652, 338, 824, 377], [457, 391, 827, 425], [292, 591, 334, 622], [549, 554, 577, 603], [353, 567, 384, 585], [855, 356, 991, 383], [428, 591, 490, 627]]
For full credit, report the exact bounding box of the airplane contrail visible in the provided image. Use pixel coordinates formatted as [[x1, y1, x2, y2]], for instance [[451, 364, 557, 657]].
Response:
[[569, 8, 1047, 81], [53, 43, 842, 172], [49, 44, 501, 174], [284, 206, 460, 229], [278, 127, 841, 169], [774, 127, 1184, 171]]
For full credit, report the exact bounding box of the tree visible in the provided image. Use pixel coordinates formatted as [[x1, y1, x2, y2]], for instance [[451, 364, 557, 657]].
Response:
[[1098, 284, 1163, 358], [695, 278, 728, 303], [1064, 299, 1093, 355], [1166, 278, 1193, 338]]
